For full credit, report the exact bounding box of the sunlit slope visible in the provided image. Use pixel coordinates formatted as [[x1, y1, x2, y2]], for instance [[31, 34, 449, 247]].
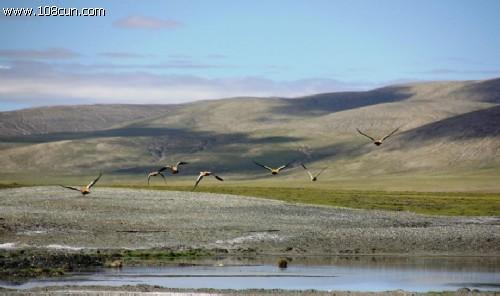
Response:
[[0, 104, 176, 136], [0, 78, 498, 186]]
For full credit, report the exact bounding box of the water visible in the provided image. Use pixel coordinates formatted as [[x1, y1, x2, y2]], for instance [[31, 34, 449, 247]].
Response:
[[1, 257, 499, 292]]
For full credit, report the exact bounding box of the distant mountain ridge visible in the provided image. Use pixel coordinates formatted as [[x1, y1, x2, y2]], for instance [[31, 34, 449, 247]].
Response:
[[0, 78, 499, 183]]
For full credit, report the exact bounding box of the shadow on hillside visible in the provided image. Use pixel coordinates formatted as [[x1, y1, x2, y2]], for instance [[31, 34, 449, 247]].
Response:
[[0, 126, 300, 145], [459, 78, 500, 103], [395, 105, 500, 146], [113, 147, 310, 175], [114, 141, 368, 176], [271, 86, 414, 116]]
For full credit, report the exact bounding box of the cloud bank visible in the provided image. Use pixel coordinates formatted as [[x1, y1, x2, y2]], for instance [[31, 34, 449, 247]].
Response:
[[0, 48, 80, 59], [0, 61, 369, 108]]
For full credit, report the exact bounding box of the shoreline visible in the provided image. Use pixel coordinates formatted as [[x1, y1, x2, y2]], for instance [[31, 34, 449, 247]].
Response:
[[1, 285, 498, 296], [1, 248, 499, 281]]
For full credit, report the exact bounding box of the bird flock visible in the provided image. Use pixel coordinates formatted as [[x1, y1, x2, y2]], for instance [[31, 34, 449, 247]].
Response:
[[59, 127, 401, 195]]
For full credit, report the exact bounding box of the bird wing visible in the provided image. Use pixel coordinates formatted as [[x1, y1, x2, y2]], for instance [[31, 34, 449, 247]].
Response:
[[87, 173, 102, 189], [315, 167, 327, 178], [147, 174, 152, 185], [176, 161, 188, 166], [356, 128, 376, 141], [301, 163, 313, 178], [253, 161, 272, 171], [192, 174, 204, 191], [381, 127, 400, 141], [60, 185, 81, 192], [278, 160, 295, 171], [277, 165, 287, 171], [158, 166, 169, 172], [214, 175, 224, 181]]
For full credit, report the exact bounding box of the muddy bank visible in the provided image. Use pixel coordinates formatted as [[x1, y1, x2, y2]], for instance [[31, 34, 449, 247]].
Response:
[[0, 248, 216, 280]]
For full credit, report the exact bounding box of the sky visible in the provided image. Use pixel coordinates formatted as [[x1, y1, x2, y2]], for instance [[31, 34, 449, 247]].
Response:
[[0, 0, 499, 110]]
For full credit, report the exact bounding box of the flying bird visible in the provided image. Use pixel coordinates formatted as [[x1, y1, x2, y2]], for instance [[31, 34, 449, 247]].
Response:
[[193, 171, 224, 191], [356, 127, 400, 146], [59, 172, 102, 195], [147, 167, 167, 185], [162, 161, 188, 174], [253, 160, 294, 175], [301, 163, 326, 182]]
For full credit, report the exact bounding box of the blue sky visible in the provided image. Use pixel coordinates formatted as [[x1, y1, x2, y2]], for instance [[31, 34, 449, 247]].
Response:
[[1, 0, 499, 110]]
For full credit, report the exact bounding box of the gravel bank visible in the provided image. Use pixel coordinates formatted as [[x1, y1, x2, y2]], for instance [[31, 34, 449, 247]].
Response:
[[0, 286, 497, 296], [0, 187, 499, 255]]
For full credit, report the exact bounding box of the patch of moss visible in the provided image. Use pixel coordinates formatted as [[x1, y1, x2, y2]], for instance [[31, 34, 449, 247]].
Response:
[[0, 250, 104, 280], [0, 183, 26, 190], [121, 248, 210, 260]]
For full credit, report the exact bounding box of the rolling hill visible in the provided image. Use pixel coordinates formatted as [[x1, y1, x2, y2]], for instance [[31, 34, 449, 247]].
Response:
[[0, 78, 499, 191]]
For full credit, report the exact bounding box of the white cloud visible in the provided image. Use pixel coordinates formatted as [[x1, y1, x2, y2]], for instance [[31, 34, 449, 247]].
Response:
[[99, 52, 150, 59], [0, 61, 371, 107], [0, 48, 80, 59], [113, 16, 182, 30]]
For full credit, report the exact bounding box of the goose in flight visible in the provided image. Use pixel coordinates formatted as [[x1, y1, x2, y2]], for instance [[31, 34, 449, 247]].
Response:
[[147, 167, 167, 185], [193, 171, 224, 191], [301, 163, 326, 182], [356, 127, 400, 146], [60, 172, 102, 195], [253, 160, 294, 175], [162, 161, 188, 174]]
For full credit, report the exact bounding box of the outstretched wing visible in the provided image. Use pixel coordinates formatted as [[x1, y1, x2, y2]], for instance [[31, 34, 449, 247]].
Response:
[[214, 175, 224, 181], [176, 161, 188, 166], [278, 160, 295, 171], [314, 167, 327, 178], [253, 161, 272, 171], [192, 174, 204, 191], [147, 174, 152, 185], [381, 127, 400, 141], [159, 172, 166, 183], [87, 172, 102, 189], [158, 166, 169, 172], [60, 185, 81, 192], [356, 128, 376, 141], [300, 164, 314, 179]]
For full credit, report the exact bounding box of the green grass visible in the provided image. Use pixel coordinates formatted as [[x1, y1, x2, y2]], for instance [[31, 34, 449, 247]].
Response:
[[0, 183, 26, 189], [3, 179, 499, 216], [120, 249, 210, 261], [110, 184, 500, 216], [0, 248, 213, 279]]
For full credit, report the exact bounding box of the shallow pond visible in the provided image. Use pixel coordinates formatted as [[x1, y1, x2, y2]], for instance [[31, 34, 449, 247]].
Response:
[[1, 256, 499, 292]]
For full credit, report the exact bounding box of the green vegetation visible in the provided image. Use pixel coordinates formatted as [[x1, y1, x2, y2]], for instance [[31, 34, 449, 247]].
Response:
[[3, 181, 499, 216], [120, 249, 210, 260], [0, 250, 101, 279], [0, 248, 212, 279], [111, 185, 500, 216], [0, 183, 25, 189]]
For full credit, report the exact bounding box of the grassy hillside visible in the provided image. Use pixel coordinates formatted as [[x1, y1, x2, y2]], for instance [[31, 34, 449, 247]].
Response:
[[0, 78, 499, 191], [0, 104, 176, 136]]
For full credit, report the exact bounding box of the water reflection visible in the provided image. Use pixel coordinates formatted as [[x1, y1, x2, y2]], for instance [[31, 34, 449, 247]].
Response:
[[1, 256, 499, 292]]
